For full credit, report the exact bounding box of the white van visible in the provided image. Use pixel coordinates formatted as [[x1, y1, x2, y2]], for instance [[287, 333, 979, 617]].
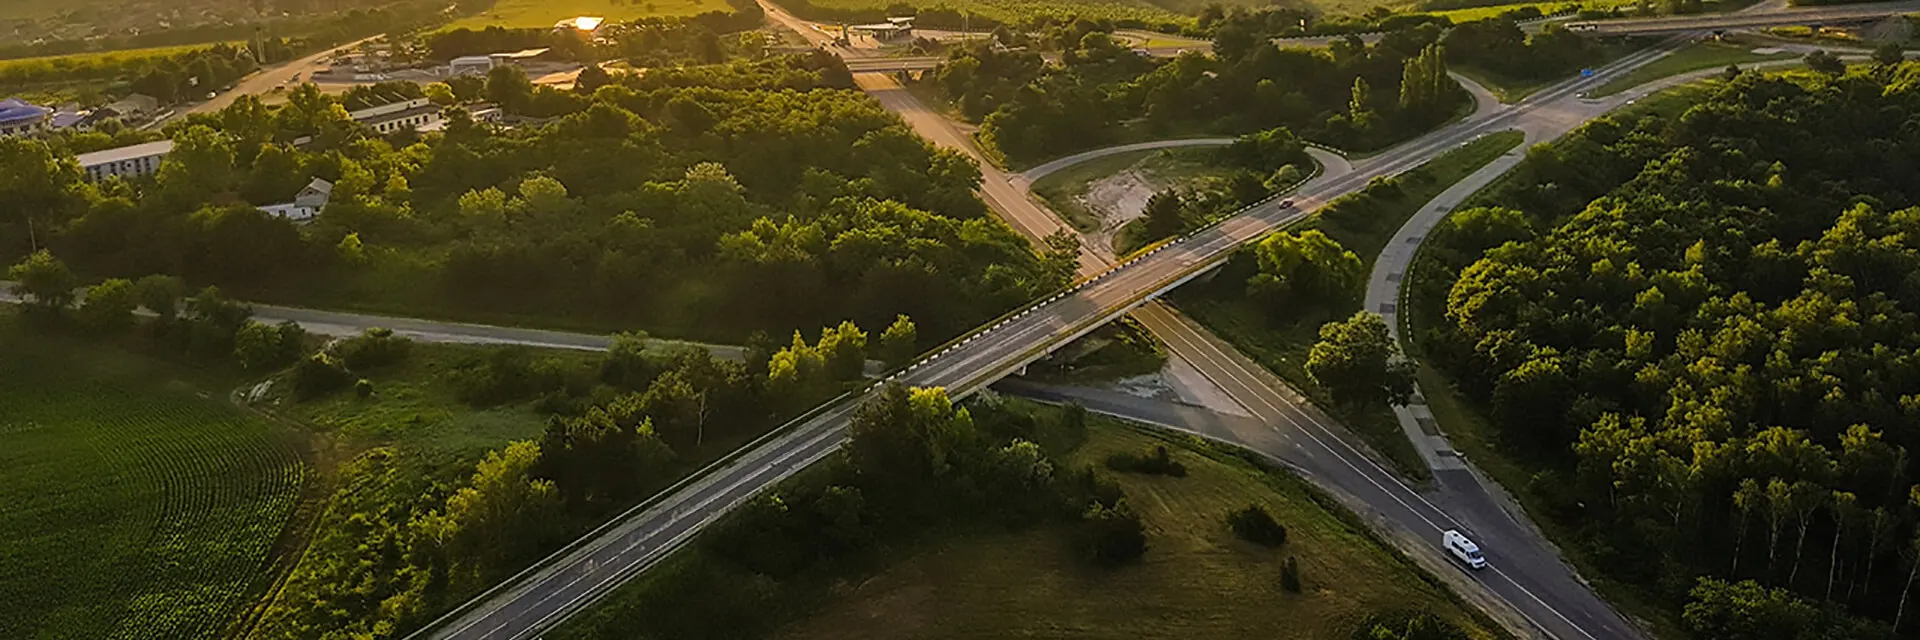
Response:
[[1443, 529, 1487, 570]]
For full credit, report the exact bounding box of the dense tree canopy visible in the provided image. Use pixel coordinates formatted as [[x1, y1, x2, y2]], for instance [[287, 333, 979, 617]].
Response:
[[928, 20, 1466, 164], [0, 54, 1057, 345], [1414, 64, 1920, 633]]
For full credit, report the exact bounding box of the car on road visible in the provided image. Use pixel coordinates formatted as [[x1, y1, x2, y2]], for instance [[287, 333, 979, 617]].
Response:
[[1443, 529, 1487, 569], [1278, 199, 1294, 208]]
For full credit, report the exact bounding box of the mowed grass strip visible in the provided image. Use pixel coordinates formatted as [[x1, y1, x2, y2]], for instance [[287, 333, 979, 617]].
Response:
[[1590, 40, 1795, 96], [0, 42, 230, 68], [447, 0, 736, 29], [773, 419, 1497, 639], [0, 329, 309, 639]]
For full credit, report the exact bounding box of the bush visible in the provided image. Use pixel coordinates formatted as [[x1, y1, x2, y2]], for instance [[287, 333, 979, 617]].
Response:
[[335, 327, 412, 370], [448, 347, 581, 406], [1350, 609, 1470, 639], [1227, 504, 1289, 547], [291, 352, 353, 398], [234, 320, 307, 371], [1080, 500, 1148, 566], [1280, 556, 1303, 592], [1105, 445, 1187, 477], [1060, 465, 1126, 510], [354, 378, 375, 399]]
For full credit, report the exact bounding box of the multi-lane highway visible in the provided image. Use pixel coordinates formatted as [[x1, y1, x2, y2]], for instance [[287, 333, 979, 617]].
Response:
[[411, 31, 1713, 637], [1567, 0, 1920, 34]]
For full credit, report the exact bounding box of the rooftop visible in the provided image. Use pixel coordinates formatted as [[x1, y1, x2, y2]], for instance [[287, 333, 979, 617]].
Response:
[[556, 16, 605, 31], [0, 98, 51, 124], [492, 48, 550, 60], [75, 139, 175, 166], [359, 102, 440, 126]]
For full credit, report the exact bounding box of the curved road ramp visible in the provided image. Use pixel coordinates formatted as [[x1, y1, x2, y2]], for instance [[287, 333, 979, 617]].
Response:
[[409, 41, 1683, 640]]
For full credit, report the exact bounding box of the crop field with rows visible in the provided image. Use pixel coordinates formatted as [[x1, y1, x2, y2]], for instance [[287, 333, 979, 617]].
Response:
[[0, 336, 309, 639]]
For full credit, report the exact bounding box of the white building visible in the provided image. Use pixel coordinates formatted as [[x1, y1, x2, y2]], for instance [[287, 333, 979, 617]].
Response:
[[259, 178, 333, 222], [448, 48, 551, 77], [450, 55, 495, 76], [348, 97, 442, 134], [76, 139, 174, 181]]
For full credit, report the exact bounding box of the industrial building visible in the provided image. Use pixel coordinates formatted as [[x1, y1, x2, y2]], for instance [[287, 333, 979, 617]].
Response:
[[75, 139, 174, 181], [0, 98, 52, 136], [448, 48, 552, 76], [349, 96, 441, 134]]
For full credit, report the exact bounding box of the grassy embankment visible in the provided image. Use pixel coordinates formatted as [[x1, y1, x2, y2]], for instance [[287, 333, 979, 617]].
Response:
[[1030, 146, 1240, 237], [1399, 83, 1716, 640], [554, 401, 1505, 640], [0, 317, 309, 639], [1590, 40, 1796, 96], [1172, 129, 1525, 481], [1453, 43, 1639, 103]]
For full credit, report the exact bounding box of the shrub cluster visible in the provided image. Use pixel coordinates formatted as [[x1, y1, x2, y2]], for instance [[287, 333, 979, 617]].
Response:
[[1105, 444, 1188, 477], [1227, 504, 1289, 547]]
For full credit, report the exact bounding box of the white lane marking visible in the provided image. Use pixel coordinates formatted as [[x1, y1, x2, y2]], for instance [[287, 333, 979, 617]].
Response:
[[443, 46, 1686, 638], [1150, 314, 1600, 640]]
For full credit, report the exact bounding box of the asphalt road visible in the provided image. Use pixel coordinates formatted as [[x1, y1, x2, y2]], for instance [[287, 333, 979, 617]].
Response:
[[415, 33, 1708, 638], [1568, 0, 1920, 34], [0, 283, 751, 361], [164, 37, 377, 125]]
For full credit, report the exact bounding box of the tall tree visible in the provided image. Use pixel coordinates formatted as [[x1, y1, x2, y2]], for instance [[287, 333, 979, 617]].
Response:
[[7, 249, 77, 312], [878, 314, 918, 367], [1143, 188, 1184, 240], [1732, 478, 1763, 576], [1829, 491, 1859, 600], [1306, 312, 1416, 407]]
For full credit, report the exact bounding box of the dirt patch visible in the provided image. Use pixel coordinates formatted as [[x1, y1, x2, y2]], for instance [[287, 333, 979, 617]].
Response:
[[1081, 166, 1160, 231], [1077, 161, 1170, 252]]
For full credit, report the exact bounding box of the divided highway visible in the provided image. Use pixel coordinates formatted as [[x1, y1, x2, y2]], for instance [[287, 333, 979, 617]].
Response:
[[1567, 0, 1920, 34], [414, 35, 1695, 639]]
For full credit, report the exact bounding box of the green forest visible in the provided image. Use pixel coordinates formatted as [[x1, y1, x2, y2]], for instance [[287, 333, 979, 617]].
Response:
[[923, 15, 1468, 165], [1410, 62, 1920, 636], [0, 53, 1072, 346]]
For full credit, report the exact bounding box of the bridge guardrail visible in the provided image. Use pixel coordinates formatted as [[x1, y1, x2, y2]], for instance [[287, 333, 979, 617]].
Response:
[[409, 128, 1346, 640]]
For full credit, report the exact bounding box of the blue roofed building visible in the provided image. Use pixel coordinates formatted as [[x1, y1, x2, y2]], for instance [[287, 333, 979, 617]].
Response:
[[0, 98, 51, 136]]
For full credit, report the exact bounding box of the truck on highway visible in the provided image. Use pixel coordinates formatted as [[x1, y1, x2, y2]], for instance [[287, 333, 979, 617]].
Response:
[[1443, 529, 1487, 570]]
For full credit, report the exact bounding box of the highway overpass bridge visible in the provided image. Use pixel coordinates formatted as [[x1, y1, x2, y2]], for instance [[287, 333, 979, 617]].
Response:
[[1566, 0, 1920, 35], [408, 41, 1681, 639], [843, 56, 943, 73]]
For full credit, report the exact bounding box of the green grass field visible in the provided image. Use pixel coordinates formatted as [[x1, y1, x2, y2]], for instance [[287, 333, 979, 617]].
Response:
[[772, 418, 1498, 639], [0, 42, 220, 70], [1426, 0, 1591, 23], [0, 325, 310, 639], [447, 0, 735, 30], [1453, 40, 1636, 104], [280, 342, 601, 459], [1590, 40, 1795, 96]]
